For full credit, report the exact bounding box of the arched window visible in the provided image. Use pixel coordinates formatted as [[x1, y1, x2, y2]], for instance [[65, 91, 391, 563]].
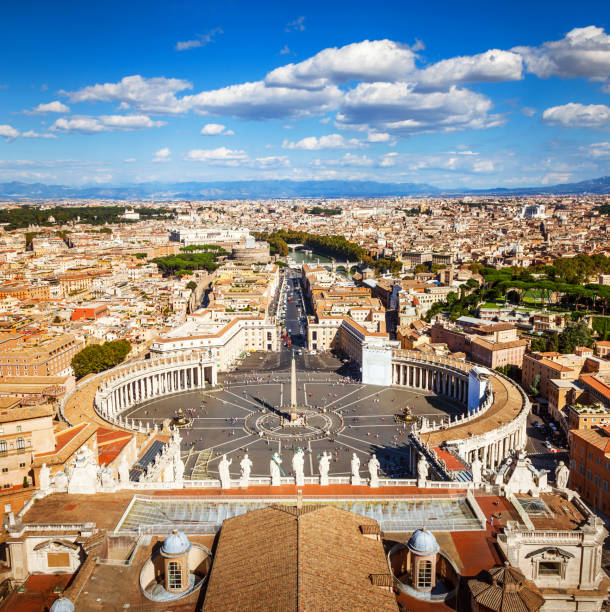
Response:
[[417, 560, 432, 589], [167, 561, 182, 590], [16, 438, 24, 450]]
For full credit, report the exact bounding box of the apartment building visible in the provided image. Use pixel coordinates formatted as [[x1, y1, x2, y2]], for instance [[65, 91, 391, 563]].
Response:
[[0, 283, 50, 301], [0, 397, 55, 489], [431, 317, 527, 369], [0, 333, 84, 377], [570, 425, 610, 515]]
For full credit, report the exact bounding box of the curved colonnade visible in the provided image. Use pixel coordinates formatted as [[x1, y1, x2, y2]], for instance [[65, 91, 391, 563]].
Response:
[[94, 352, 217, 425], [391, 351, 529, 471]]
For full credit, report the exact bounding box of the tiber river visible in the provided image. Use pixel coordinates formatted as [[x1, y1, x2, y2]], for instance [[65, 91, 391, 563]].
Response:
[[288, 249, 347, 266]]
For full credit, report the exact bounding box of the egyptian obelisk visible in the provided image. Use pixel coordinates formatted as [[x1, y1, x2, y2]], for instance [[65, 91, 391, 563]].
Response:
[[289, 349, 298, 421]]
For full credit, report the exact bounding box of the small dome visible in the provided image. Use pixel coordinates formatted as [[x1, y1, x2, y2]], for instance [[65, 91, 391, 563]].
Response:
[[407, 528, 439, 555], [50, 598, 74, 612], [161, 530, 191, 557]]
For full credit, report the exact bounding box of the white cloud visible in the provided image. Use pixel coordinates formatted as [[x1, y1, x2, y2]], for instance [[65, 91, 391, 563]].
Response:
[[153, 147, 171, 162], [280, 45, 291, 55], [251, 156, 290, 168], [282, 133, 364, 150], [313, 153, 374, 167], [99, 114, 165, 129], [367, 132, 391, 142], [521, 107, 537, 117], [21, 130, 57, 139], [582, 141, 610, 157], [184, 80, 342, 120], [184, 148, 289, 169], [27, 101, 70, 114], [265, 40, 417, 90], [416, 50, 523, 89], [184, 147, 249, 165], [175, 27, 223, 51], [514, 26, 610, 79], [337, 83, 503, 136], [285, 16, 305, 32], [50, 114, 165, 134], [201, 123, 233, 135], [65, 75, 193, 114], [124, 158, 137, 163], [542, 103, 610, 128], [473, 159, 495, 173], [541, 172, 572, 184], [0, 125, 19, 141], [379, 152, 398, 167]]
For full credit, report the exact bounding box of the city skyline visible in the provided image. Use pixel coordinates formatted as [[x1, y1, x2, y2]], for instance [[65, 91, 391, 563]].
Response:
[[1, 0, 610, 188]]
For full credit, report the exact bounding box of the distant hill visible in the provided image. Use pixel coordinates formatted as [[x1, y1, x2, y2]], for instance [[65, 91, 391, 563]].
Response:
[[0, 180, 439, 200], [0, 176, 609, 200]]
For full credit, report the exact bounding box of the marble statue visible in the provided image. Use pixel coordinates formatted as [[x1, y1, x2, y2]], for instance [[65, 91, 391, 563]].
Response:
[[39, 463, 50, 492], [293, 447, 305, 487], [240, 453, 253, 488], [118, 456, 129, 485], [368, 453, 380, 488], [555, 461, 570, 490], [98, 465, 118, 492], [319, 451, 331, 486], [351, 453, 361, 486], [67, 446, 99, 495], [270, 452, 282, 487], [173, 452, 185, 485], [219, 454, 232, 489], [471, 455, 483, 486], [53, 470, 68, 492], [417, 454, 429, 487]]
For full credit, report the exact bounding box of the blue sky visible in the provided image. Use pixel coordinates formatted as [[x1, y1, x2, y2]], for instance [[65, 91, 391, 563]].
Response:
[[1, 0, 609, 188]]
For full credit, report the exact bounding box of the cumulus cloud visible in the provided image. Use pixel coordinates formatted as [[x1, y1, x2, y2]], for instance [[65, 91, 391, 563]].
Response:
[[184, 147, 289, 168], [175, 27, 223, 51], [542, 103, 610, 128], [265, 40, 417, 90], [514, 26, 610, 79], [50, 114, 165, 134], [65, 75, 193, 114], [184, 81, 342, 120], [21, 130, 57, 139], [26, 101, 70, 114], [0, 124, 19, 141], [184, 147, 249, 165], [417, 50, 523, 89], [153, 147, 171, 162], [337, 83, 503, 135], [367, 132, 391, 142], [282, 133, 364, 150], [201, 123, 234, 135]]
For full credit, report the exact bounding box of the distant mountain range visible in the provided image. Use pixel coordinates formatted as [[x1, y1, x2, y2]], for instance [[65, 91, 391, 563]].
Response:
[[0, 176, 610, 200]]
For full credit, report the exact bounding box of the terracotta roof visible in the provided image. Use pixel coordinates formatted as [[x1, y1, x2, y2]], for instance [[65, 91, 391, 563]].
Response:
[[202, 504, 397, 612], [467, 564, 544, 612], [33, 422, 97, 467]]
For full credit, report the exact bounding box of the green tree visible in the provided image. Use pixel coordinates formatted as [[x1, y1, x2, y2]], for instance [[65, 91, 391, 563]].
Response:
[[186, 281, 197, 291], [557, 321, 594, 353], [71, 340, 131, 379]]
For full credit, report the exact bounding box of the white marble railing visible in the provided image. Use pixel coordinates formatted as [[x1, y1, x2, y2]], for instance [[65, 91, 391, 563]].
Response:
[[93, 351, 218, 430], [415, 387, 494, 434]]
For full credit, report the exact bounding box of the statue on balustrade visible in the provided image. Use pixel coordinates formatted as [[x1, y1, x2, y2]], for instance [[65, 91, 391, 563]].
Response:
[[219, 454, 232, 489], [293, 448, 305, 487]]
